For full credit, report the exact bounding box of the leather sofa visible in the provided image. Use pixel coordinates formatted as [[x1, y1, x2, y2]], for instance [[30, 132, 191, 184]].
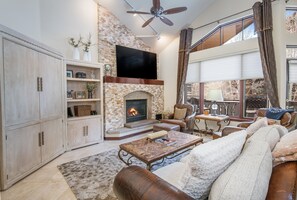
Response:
[[114, 162, 297, 200], [222, 108, 297, 137], [113, 126, 297, 200]]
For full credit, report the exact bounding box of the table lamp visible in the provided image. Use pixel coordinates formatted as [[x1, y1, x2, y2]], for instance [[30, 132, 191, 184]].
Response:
[[207, 89, 224, 116]]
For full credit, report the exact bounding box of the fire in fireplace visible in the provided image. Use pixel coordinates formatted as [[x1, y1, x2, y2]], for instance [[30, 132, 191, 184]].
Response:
[[126, 99, 147, 123]]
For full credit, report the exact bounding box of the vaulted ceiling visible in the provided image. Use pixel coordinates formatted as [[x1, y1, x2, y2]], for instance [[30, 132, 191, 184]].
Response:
[[96, 0, 217, 53]]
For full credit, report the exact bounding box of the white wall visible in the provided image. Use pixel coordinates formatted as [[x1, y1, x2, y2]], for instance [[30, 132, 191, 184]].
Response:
[[159, 38, 179, 111], [0, 0, 41, 40], [40, 0, 98, 61], [0, 0, 98, 61]]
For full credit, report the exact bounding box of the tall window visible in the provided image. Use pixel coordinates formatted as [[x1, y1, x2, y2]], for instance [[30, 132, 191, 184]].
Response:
[[286, 47, 297, 110], [286, 8, 297, 33], [191, 16, 257, 53], [185, 51, 267, 118]]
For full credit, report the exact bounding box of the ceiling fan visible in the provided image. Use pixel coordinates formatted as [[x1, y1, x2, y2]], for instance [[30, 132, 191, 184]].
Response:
[[127, 0, 187, 28]]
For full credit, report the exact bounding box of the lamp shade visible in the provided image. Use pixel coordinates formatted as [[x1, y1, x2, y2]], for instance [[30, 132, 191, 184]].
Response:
[[207, 89, 224, 101]]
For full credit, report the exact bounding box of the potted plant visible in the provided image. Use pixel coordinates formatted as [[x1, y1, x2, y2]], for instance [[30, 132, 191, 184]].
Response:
[[68, 36, 82, 60], [86, 82, 97, 99], [81, 33, 92, 62]]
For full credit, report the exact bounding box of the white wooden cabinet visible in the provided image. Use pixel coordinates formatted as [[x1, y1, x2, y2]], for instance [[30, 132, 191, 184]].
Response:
[[0, 25, 65, 190], [67, 116, 102, 149], [65, 60, 103, 150], [6, 125, 42, 183], [4, 39, 40, 126]]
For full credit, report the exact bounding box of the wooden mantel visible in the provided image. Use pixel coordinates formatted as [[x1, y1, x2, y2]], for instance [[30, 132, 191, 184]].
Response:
[[103, 76, 164, 85]]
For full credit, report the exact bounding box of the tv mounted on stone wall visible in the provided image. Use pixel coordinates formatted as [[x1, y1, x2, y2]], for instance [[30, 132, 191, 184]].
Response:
[[116, 45, 157, 80]]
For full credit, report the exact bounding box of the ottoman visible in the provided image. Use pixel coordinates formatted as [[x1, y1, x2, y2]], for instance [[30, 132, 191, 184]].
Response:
[[153, 123, 180, 132]]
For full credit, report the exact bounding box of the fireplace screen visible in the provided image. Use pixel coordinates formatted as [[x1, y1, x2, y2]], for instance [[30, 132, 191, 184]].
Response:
[[126, 99, 147, 123]]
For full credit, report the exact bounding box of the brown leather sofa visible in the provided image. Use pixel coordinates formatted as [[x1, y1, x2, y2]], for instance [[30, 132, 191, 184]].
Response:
[[113, 162, 297, 200], [222, 108, 297, 137]]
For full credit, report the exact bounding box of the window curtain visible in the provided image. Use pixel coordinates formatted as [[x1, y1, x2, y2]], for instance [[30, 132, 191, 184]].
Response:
[[176, 28, 193, 104], [253, 0, 280, 108]]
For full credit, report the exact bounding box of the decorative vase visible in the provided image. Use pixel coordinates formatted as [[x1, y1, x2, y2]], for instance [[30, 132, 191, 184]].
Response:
[[73, 47, 80, 60], [88, 91, 93, 99], [83, 51, 91, 62]]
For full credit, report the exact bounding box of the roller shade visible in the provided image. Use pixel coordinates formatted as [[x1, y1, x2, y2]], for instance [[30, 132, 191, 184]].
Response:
[[200, 55, 241, 82], [289, 60, 297, 83], [242, 52, 263, 79], [186, 62, 200, 83]]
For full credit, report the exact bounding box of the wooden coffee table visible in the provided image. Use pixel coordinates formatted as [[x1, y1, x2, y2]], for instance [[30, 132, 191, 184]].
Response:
[[118, 131, 203, 170]]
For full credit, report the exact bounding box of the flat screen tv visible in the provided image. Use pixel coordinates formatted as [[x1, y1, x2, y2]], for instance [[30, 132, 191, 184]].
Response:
[[116, 45, 157, 79]]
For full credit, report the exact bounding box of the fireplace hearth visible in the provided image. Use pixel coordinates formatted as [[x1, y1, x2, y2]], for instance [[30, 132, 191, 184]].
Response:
[[126, 99, 147, 123]]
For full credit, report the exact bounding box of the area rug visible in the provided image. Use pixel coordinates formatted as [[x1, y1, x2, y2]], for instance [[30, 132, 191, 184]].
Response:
[[58, 148, 187, 200]]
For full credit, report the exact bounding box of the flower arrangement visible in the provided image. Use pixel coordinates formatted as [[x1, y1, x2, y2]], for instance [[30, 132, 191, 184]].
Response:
[[68, 36, 82, 48], [86, 82, 97, 92], [81, 33, 92, 52]]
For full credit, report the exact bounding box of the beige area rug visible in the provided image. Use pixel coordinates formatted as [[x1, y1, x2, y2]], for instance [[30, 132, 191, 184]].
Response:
[[58, 134, 211, 200]]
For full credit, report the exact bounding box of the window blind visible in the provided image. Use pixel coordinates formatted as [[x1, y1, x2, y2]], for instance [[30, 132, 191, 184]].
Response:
[[289, 60, 297, 83], [186, 62, 200, 83], [242, 52, 263, 79], [200, 55, 241, 82]]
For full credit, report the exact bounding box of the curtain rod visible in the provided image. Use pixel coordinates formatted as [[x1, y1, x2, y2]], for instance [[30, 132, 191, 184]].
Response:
[[193, 0, 281, 31]]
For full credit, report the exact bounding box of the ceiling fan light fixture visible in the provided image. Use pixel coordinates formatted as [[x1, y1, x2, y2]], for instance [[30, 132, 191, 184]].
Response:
[[126, 0, 187, 27]]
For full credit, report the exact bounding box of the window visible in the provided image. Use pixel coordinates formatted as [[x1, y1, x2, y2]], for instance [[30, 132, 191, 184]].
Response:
[[204, 80, 240, 117], [185, 51, 267, 118], [286, 8, 297, 33], [244, 79, 267, 117], [287, 47, 297, 110], [191, 16, 257, 53]]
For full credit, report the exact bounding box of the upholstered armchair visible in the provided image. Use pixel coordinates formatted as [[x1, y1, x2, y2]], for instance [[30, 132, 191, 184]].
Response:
[[161, 104, 196, 132], [221, 108, 297, 137]]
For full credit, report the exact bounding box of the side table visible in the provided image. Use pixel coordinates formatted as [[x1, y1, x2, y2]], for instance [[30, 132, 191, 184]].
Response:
[[195, 114, 230, 133]]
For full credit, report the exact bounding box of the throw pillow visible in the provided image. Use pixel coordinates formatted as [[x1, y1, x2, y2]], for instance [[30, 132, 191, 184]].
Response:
[[272, 129, 297, 166], [209, 141, 272, 200], [174, 108, 187, 120], [246, 117, 268, 137], [246, 126, 280, 151], [180, 130, 247, 200]]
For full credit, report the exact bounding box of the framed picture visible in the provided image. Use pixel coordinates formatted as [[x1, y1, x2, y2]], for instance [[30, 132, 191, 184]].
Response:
[[75, 91, 86, 99], [66, 70, 73, 78]]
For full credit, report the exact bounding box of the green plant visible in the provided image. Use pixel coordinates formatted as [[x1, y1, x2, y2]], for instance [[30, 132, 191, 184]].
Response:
[[81, 33, 92, 52], [86, 82, 97, 92], [68, 36, 82, 48]]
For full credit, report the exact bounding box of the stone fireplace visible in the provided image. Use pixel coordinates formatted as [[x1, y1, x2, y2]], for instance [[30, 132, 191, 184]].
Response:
[[126, 99, 147, 123], [104, 76, 164, 139]]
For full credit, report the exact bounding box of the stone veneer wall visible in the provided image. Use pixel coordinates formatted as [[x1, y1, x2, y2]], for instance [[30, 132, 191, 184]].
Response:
[[104, 83, 164, 133], [97, 4, 159, 77]]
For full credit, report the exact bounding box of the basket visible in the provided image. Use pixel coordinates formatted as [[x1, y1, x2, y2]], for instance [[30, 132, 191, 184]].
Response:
[[74, 105, 91, 117]]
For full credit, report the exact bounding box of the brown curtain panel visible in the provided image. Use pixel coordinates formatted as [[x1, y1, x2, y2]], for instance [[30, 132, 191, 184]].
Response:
[[253, 0, 280, 108], [176, 28, 193, 104]]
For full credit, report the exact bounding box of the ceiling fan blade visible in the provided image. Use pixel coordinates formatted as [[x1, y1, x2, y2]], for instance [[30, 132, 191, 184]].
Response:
[[160, 16, 174, 26], [153, 0, 161, 10], [142, 17, 155, 28], [127, 11, 151, 15], [163, 7, 187, 15]]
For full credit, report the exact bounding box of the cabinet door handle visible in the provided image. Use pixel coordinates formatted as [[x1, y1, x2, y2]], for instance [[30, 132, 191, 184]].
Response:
[[40, 77, 43, 92], [83, 126, 85, 136], [41, 131, 44, 145], [37, 77, 40, 91], [86, 126, 88, 136], [38, 132, 42, 147]]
